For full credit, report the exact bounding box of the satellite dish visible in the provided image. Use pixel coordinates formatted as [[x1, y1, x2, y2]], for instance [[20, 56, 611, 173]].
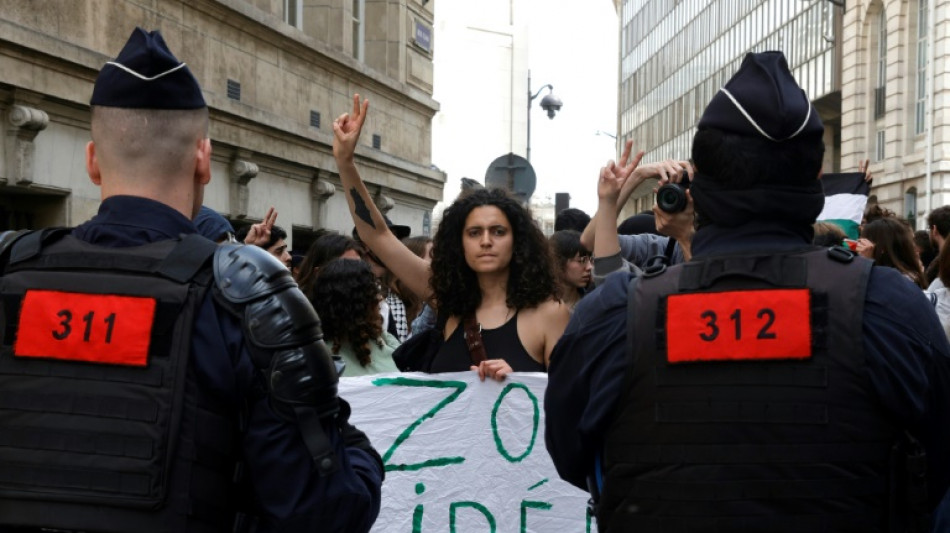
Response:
[[484, 153, 537, 202]]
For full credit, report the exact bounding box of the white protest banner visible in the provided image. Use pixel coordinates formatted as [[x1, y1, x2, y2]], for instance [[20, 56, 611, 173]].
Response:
[[339, 371, 592, 532]]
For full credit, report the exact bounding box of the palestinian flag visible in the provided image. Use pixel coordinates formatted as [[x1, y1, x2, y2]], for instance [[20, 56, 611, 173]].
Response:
[[817, 172, 870, 239]]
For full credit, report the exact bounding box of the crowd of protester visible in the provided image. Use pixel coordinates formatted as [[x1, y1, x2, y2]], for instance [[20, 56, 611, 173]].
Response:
[[9, 31, 950, 532], [186, 86, 950, 532], [214, 147, 950, 381]]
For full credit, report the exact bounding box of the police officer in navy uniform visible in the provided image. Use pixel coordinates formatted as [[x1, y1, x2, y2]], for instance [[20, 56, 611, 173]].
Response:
[[545, 51, 950, 532], [0, 28, 382, 532]]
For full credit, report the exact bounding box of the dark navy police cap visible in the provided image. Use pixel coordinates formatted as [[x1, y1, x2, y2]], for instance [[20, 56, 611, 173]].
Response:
[[697, 51, 823, 142], [194, 206, 235, 242], [91, 27, 205, 109]]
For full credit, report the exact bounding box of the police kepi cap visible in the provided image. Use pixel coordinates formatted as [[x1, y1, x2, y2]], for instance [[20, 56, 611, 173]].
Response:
[[697, 51, 823, 142], [194, 206, 235, 242], [90, 27, 206, 109]]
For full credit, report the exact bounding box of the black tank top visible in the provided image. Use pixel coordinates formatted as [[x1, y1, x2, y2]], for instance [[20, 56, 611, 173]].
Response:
[[429, 312, 545, 373]]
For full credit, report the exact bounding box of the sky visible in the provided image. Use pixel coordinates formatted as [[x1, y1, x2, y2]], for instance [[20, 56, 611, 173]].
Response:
[[520, 0, 621, 215], [432, 0, 621, 217]]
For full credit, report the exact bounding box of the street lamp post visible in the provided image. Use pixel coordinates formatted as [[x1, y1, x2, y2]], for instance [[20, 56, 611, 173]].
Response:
[[526, 69, 562, 162], [595, 129, 620, 158]]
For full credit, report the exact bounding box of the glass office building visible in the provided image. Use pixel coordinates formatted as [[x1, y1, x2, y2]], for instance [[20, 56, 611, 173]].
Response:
[[618, 0, 841, 211]]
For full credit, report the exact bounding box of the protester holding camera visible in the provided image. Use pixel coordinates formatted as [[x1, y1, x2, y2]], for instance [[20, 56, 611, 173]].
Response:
[[546, 51, 950, 532], [581, 145, 695, 286]]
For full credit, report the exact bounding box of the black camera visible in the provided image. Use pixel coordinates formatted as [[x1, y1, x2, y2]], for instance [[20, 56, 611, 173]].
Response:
[[656, 171, 691, 213]]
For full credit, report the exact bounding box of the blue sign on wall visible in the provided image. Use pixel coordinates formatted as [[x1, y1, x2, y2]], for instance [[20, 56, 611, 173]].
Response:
[[414, 20, 432, 53]]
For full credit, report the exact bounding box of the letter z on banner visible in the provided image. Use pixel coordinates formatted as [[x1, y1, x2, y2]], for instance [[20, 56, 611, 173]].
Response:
[[339, 372, 590, 532]]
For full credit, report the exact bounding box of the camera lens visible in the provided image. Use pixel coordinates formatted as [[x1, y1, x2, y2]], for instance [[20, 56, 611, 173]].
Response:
[[656, 183, 687, 213]]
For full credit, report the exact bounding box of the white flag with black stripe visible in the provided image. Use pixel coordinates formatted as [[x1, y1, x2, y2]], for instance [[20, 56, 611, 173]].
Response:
[[817, 172, 870, 238]]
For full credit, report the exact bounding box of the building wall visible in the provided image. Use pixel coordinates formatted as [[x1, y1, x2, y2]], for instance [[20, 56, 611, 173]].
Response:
[[840, 0, 948, 228], [0, 0, 444, 250], [617, 0, 841, 217]]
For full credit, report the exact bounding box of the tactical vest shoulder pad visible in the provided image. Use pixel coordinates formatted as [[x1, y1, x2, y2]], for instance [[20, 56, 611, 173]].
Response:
[[0, 230, 29, 272], [0, 230, 29, 256], [213, 243, 298, 304], [212, 243, 344, 475]]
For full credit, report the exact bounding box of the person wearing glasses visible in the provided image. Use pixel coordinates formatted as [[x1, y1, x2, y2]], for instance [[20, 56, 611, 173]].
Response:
[[549, 230, 593, 311]]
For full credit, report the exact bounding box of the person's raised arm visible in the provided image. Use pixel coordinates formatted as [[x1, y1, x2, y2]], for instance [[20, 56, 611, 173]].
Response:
[[332, 94, 431, 300], [580, 141, 680, 250], [581, 141, 641, 250], [592, 160, 628, 260]]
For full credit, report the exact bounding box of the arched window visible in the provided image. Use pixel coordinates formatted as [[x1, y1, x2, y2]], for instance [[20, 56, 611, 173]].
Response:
[[905, 187, 918, 228]]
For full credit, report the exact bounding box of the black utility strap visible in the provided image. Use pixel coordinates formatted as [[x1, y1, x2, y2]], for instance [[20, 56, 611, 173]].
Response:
[[294, 406, 339, 476], [663, 236, 677, 263]]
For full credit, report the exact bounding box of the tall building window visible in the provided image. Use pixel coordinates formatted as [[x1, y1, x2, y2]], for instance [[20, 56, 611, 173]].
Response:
[[876, 130, 886, 161], [351, 0, 364, 61], [915, 0, 929, 135], [284, 0, 302, 29], [905, 187, 918, 228], [874, 12, 887, 119]]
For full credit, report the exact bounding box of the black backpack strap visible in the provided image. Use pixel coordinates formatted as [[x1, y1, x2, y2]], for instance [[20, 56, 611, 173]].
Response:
[[663, 236, 677, 263]]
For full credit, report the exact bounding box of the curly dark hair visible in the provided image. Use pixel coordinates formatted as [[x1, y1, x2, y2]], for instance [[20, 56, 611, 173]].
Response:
[[430, 188, 558, 317], [297, 233, 365, 298], [310, 258, 382, 367]]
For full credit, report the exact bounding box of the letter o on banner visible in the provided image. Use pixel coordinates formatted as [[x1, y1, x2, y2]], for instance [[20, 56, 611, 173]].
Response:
[[491, 382, 539, 463]]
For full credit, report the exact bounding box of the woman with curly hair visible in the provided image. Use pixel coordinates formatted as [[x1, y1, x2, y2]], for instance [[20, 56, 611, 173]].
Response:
[[332, 95, 569, 381], [856, 217, 927, 289], [310, 258, 400, 376], [295, 232, 365, 298]]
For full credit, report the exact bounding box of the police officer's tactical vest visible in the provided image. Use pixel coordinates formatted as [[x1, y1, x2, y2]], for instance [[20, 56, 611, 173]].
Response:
[[0, 229, 240, 533], [600, 247, 901, 532]]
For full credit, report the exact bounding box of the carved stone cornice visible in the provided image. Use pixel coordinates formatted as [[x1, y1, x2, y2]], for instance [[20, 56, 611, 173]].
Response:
[[5, 105, 49, 185], [229, 156, 259, 219]]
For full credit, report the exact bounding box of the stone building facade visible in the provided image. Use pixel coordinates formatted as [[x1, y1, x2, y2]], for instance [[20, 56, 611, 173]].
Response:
[[840, 0, 947, 228], [0, 0, 444, 250]]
